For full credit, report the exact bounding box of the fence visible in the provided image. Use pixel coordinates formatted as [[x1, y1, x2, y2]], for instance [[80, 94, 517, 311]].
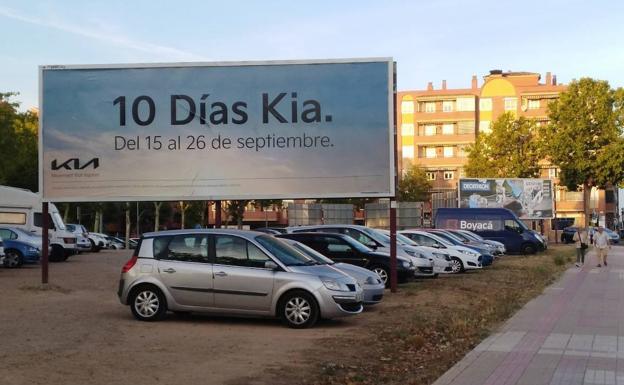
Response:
[[364, 201, 424, 229], [287, 203, 354, 226]]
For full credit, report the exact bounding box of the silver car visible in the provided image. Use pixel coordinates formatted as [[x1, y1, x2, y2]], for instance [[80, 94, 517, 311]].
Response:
[[118, 229, 364, 328], [283, 239, 385, 305]]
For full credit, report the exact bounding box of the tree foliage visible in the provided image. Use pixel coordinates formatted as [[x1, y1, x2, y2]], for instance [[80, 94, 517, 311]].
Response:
[[0, 93, 38, 191], [465, 112, 541, 178], [397, 164, 432, 202], [541, 78, 624, 189]]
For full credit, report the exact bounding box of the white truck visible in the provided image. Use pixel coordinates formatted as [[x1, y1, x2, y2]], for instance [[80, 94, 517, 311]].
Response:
[[0, 185, 77, 261]]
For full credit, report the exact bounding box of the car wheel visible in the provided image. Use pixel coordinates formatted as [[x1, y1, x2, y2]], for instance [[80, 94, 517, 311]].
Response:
[[522, 244, 537, 255], [49, 244, 65, 262], [371, 266, 390, 287], [130, 285, 167, 321], [89, 239, 100, 253], [3, 249, 23, 268], [278, 290, 319, 329], [450, 257, 464, 273]]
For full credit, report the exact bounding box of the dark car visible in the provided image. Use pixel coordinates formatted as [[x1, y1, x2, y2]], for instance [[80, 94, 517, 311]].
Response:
[[276, 232, 416, 287], [561, 227, 578, 243]]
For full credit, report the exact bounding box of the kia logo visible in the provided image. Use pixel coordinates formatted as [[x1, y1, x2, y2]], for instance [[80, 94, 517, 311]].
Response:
[[51, 158, 100, 170]]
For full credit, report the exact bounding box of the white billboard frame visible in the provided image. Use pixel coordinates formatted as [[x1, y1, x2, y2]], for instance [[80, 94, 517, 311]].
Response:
[[38, 58, 395, 203], [457, 178, 555, 220]]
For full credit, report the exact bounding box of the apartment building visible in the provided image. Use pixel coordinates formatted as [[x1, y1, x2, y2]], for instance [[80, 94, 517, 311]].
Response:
[[399, 70, 618, 231]]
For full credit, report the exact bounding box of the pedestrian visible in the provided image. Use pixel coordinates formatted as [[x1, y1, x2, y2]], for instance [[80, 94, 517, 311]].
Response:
[[573, 226, 588, 267], [593, 226, 610, 267]]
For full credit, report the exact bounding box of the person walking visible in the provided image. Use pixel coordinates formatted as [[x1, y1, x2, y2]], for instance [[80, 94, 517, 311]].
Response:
[[593, 226, 611, 267], [573, 227, 589, 267]]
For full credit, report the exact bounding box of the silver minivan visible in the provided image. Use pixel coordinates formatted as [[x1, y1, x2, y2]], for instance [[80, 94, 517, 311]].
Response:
[[118, 229, 364, 328]]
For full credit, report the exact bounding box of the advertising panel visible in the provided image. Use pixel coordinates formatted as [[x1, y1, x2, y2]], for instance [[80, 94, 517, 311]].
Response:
[[458, 178, 554, 219], [40, 59, 394, 202]]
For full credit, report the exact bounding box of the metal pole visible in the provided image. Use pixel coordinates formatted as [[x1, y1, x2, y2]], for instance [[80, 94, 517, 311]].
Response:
[[215, 200, 222, 228], [42, 202, 49, 284], [389, 61, 398, 293], [136, 202, 140, 237]]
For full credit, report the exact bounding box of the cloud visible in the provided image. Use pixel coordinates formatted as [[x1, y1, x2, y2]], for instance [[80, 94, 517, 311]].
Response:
[[0, 5, 206, 61]]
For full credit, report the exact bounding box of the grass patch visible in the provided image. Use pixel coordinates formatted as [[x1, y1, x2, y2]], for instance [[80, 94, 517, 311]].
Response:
[[264, 245, 575, 385]]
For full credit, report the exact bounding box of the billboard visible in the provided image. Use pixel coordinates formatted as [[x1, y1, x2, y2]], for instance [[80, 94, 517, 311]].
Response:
[[39, 59, 394, 202], [458, 178, 554, 219]]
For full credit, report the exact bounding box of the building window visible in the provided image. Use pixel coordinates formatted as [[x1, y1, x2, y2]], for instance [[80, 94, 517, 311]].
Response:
[[425, 102, 436, 113], [425, 147, 437, 158], [401, 123, 414, 136], [401, 100, 414, 114], [456, 97, 475, 112], [426, 172, 436, 181], [402, 145, 414, 159], [424, 125, 437, 136], [457, 121, 475, 134], [444, 171, 454, 180], [479, 120, 491, 134], [443, 146, 454, 158], [480, 98, 492, 111], [442, 123, 454, 135], [606, 190, 615, 203], [504, 97, 517, 111], [528, 99, 540, 110], [442, 101, 454, 112]]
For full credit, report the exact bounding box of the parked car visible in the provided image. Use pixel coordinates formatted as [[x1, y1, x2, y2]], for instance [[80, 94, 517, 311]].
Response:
[[107, 236, 126, 249], [435, 208, 546, 254], [587, 227, 620, 244], [281, 238, 385, 305], [374, 229, 453, 275], [444, 229, 502, 256], [0, 185, 77, 261], [118, 229, 364, 328], [255, 227, 287, 234], [277, 232, 417, 286], [426, 229, 494, 266], [285, 224, 434, 277], [0, 237, 4, 263], [399, 230, 483, 273], [1, 238, 41, 267], [0, 226, 44, 267], [65, 224, 92, 252], [88, 232, 110, 251], [454, 229, 506, 255]]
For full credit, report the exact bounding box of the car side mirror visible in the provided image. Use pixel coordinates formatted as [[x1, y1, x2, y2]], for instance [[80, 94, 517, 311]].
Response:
[[264, 261, 279, 270], [366, 242, 377, 250]]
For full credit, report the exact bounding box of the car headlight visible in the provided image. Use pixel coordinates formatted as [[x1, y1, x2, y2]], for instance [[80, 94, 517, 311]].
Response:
[[401, 260, 412, 269], [320, 277, 346, 291], [365, 276, 380, 285], [28, 246, 39, 253], [433, 252, 446, 260], [459, 250, 479, 257]]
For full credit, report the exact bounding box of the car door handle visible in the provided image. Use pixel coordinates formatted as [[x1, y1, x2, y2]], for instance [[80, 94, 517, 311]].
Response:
[[162, 268, 176, 274], [214, 271, 228, 277]]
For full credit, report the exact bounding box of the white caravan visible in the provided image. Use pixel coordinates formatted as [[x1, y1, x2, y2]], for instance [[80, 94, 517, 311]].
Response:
[[0, 185, 77, 261]]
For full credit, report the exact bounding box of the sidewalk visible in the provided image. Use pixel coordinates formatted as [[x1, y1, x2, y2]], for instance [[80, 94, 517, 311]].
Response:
[[434, 246, 624, 385]]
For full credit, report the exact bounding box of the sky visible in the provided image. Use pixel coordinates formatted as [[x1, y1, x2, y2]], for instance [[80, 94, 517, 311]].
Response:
[[1, 0, 623, 110]]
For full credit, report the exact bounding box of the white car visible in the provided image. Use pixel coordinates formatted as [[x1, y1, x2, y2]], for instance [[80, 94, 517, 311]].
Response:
[[286, 224, 435, 277], [375, 229, 453, 275], [88, 232, 110, 250], [400, 230, 483, 273]]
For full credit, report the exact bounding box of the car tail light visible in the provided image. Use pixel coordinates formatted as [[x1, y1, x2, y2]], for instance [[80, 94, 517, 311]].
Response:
[[122, 255, 138, 273]]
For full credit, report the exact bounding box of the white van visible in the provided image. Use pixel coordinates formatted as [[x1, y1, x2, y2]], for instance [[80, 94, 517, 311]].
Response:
[[0, 185, 77, 261]]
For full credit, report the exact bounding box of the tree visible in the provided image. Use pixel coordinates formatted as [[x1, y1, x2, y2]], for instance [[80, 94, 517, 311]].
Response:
[[225, 200, 249, 229], [253, 200, 283, 227], [397, 165, 432, 202], [153, 202, 163, 231], [465, 113, 541, 178], [0, 93, 38, 191], [540, 78, 624, 226]]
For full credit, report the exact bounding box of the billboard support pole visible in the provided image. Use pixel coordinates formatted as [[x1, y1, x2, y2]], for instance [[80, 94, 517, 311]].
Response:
[[215, 200, 222, 229], [389, 62, 398, 293], [42, 202, 49, 285]]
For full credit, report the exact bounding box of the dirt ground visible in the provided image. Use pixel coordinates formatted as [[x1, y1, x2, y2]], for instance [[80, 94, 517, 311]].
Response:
[[0, 250, 366, 385]]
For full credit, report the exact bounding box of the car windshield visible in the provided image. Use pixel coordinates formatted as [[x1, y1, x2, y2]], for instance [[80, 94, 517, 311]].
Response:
[[431, 231, 461, 245], [255, 235, 318, 266], [423, 232, 454, 247], [448, 231, 471, 242], [427, 232, 463, 246], [287, 241, 334, 265], [339, 235, 375, 252], [461, 231, 483, 241], [378, 231, 418, 246], [52, 212, 66, 230], [359, 227, 392, 245]]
